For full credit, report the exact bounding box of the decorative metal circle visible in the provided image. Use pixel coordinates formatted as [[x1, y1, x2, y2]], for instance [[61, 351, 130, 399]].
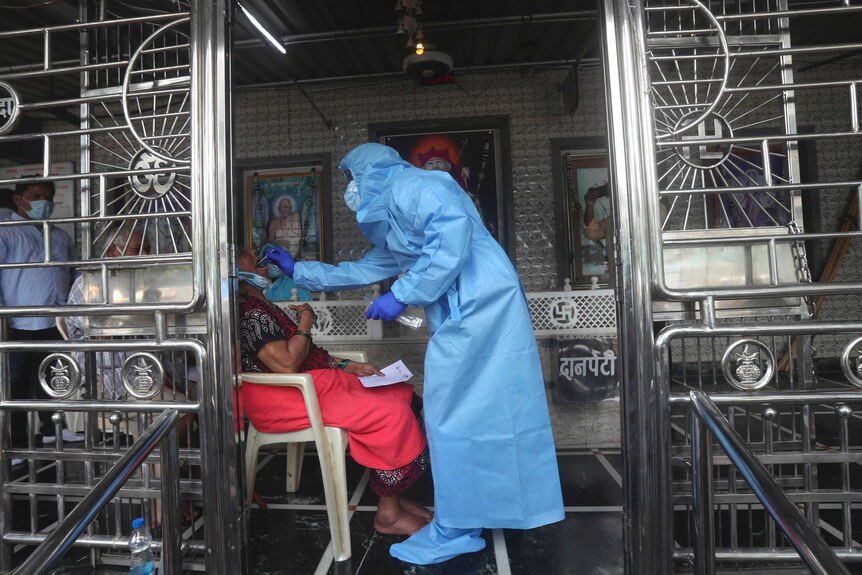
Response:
[[549, 297, 579, 328], [839, 336, 862, 389], [721, 339, 775, 391], [38, 353, 81, 399], [128, 147, 178, 199], [121, 17, 191, 165], [0, 81, 21, 136], [121, 352, 165, 399], [93, 16, 191, 258], [673, 111, 734, 170], [651, 0, 730, 141]]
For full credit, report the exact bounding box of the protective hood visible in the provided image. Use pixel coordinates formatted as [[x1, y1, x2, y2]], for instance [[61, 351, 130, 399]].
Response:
[[339, 143, 412, 246]]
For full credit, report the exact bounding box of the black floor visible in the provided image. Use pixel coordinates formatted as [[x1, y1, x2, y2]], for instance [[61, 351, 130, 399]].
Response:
[[246, 448, 625, 575]]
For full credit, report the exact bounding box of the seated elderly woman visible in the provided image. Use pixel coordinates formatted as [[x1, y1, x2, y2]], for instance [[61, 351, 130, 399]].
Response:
[[236, 249, 431, 535]]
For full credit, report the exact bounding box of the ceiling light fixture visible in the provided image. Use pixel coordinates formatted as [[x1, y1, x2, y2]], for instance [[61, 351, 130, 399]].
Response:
[[415, 26, 424, 54], [237, 1, 286, 55]]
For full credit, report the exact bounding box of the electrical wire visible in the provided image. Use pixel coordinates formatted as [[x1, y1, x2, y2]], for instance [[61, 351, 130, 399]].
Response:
[[0, 0, 64, 9]]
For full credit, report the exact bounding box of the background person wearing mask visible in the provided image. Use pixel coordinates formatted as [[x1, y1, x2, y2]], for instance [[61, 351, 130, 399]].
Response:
[[264, 143, 564, 565], [0, 179, 80, 457], [65, 227, 150, 400], [65, 227, 199, 525]]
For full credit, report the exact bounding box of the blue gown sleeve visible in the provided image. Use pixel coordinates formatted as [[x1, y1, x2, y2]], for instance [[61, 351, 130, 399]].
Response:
[[293, 246, 402, 291], [388, 179, 472, 307]]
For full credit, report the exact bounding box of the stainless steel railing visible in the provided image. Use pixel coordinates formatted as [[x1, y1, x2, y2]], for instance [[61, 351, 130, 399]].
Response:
[[6, 409, 182, 575], [688, 390, 850, 575]]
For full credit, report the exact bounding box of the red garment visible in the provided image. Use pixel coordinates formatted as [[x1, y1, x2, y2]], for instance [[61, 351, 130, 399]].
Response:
[[238, 293, 426, 471]]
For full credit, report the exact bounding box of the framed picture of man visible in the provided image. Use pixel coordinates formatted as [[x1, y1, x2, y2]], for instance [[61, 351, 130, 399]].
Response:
[[237, 155, 331, 263], [570, 154, 612, 283], [369, 116, 514, 258]]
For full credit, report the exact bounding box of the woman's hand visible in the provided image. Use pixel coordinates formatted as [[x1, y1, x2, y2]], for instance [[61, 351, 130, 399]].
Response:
[[289, 303, 316, 330], [343, 361, 384, 377]]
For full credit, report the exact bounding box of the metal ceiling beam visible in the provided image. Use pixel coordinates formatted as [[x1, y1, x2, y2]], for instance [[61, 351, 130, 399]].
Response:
[[233, 57, 602, 90], [234, 10, 597, 50]]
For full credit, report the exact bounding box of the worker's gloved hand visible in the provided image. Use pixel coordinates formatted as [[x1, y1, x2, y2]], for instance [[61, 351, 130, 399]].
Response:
[[389, 520, 486, 565], [365, 292, 407, 321], [263, 246, 295, 277]]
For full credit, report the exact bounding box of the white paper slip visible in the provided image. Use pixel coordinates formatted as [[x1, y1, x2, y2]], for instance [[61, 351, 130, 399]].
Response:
[[359, 360, 413, 388]]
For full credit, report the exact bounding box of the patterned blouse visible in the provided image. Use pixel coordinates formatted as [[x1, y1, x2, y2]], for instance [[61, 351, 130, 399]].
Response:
[[238, 293, 337, 373]]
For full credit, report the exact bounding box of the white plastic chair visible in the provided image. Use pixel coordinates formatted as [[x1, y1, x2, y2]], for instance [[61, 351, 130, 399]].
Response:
[[242, 351, 366, 562]]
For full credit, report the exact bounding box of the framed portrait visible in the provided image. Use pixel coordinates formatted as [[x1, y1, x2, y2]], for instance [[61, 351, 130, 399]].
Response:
[[236, 154, 332, 263], [552, 138, 614, 287], [369, 116, 515, 258], [569, 154, 612, 283]]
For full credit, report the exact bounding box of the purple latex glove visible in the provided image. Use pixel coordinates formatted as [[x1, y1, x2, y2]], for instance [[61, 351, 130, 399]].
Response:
[[263, 246, 296, 277], [366, 291, 407, 321]]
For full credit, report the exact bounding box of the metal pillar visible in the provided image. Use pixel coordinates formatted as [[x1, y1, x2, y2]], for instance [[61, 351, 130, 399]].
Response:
[[192, 0, 244, 572], [600, 0, 670, 572]]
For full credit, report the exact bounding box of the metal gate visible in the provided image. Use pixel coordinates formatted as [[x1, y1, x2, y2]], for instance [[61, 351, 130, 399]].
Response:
[[602, 0, 862, 572], [0, 0, 241, 572]]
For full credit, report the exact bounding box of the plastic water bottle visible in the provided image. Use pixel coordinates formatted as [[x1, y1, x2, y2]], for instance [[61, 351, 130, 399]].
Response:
[[129, 517, 156, 575]]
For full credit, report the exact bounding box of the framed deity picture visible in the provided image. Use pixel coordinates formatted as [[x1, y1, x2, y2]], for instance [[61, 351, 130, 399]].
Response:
[[369, 116, 515, 259], [237, 154, 332, 263]]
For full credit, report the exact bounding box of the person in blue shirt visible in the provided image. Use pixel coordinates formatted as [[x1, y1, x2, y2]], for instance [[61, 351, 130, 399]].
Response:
[[264, 143, 564, 565], [0, 179, 82, 452]]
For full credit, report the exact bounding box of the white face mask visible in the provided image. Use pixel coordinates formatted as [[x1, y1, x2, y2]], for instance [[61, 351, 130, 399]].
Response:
[[344, 180, 361, 212]]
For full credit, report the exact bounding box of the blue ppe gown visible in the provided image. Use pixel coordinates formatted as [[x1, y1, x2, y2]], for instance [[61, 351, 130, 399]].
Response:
[[294, 143, 564, 530]]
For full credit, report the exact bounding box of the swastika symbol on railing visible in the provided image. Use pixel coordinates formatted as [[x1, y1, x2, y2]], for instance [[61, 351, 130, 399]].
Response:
[[549, 298, 579, 328]]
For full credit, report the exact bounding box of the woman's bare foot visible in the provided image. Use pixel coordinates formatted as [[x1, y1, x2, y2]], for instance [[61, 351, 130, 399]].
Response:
[[399, 496, 433, 521], [373, 510, 430, 536], [375, 495, 432, 535]]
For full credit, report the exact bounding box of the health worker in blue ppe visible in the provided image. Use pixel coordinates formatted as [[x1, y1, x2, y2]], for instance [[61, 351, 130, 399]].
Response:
[[264, 143, 564, 565]]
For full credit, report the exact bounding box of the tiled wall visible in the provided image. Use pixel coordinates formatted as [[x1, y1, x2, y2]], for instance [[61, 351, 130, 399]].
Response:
[[233, 66, 609, 292]]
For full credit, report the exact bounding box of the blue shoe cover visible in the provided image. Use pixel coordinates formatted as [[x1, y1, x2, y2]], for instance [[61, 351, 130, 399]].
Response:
[[389, 519, 485, 565]]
